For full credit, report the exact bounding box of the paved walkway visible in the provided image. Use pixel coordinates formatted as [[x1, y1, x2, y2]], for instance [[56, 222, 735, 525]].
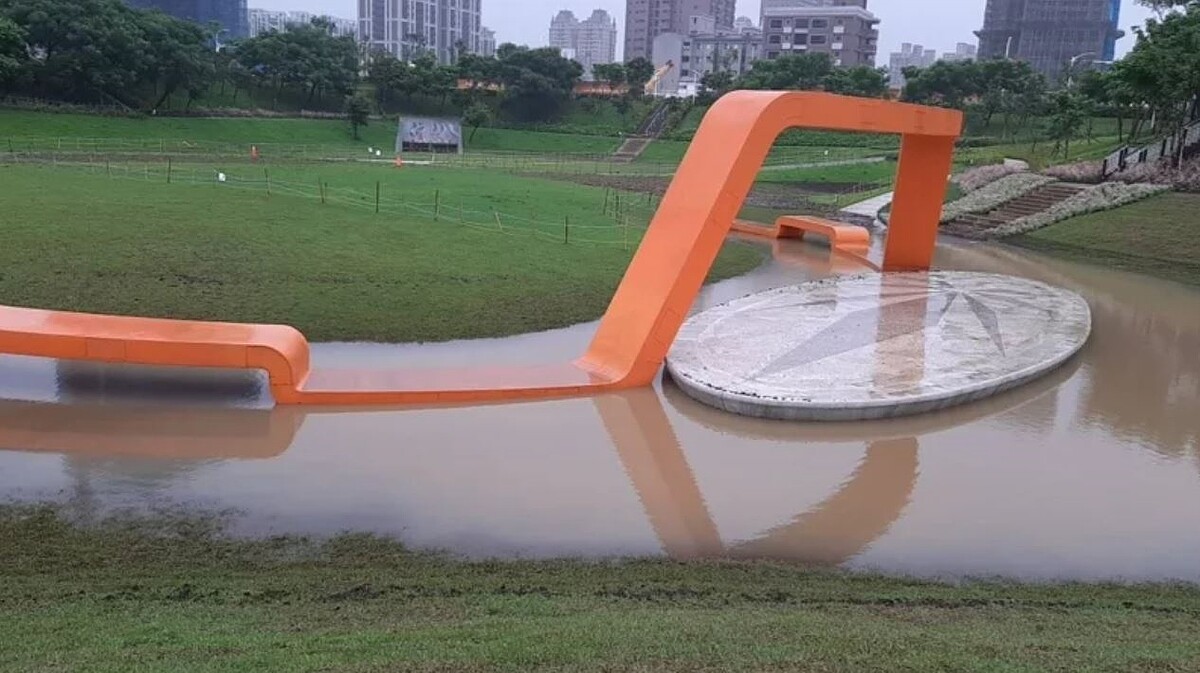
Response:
[[838, 190, 893, 221]]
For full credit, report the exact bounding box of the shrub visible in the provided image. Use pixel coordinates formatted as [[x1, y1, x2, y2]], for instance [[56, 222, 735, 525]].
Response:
[[990, 182, 1171, 237], [953, 163, 1024, 193], [1113, 158, 1200, 192], [1042, 160, 1104, 183], [940, 173, 1055, 223]]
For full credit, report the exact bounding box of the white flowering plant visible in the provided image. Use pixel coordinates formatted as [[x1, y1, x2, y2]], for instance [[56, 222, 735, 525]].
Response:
[[989, 182, 1171, 238], [953, 163, 1025, 193], [940, 173, 1056, 223]]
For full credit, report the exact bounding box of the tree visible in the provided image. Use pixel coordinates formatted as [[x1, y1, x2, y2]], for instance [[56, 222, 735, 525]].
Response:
[[739, 53, 833, 90], [624, 57, 655, 94], [901, 60, 980, 109], [232, 19, 359, 107], [699, 69, 735, 96], [345, 94, 371, 139], [1113, 4, 1200, 153], [0, 16, 25, 94], [824, 66, 888, 98], [462, 100, 491, 141], [591, 62, 626, 86], [493, 44, 582, 121], [1046, 90, 1087, 158], [139, 9, 215, 110], [0, 0, 215, 109], [1138, 0, 1197, 12]]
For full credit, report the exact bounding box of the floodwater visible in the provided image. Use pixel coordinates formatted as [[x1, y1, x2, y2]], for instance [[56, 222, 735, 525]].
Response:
[[1, 237, 1199, 582]]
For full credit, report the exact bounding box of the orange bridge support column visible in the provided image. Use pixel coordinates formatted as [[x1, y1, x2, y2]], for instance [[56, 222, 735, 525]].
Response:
[[883, 133, 957, 272], [580, 92, 962, 389]]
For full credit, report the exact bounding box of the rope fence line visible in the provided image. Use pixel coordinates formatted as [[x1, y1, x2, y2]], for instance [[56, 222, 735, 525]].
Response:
[[2, 135, 888, 177], [6, 152, 892, 247], [8, 156, 655, 250]]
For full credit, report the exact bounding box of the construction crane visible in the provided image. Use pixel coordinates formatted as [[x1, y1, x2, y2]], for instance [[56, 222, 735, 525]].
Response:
[[645, 61, 674, 96]]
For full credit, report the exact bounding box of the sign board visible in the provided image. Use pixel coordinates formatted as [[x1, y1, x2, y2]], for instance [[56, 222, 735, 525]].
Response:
[[395, 116, 463, 155]]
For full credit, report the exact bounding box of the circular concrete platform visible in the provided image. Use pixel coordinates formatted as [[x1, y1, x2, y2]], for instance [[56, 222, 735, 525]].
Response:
[[665, 271, 1091, 421]]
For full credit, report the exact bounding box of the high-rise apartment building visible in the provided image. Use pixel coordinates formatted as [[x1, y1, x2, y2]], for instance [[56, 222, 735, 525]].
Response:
[[550, 10, 617, 79], [976, 0, 1123, 81], [248, 9, 355, 38], [760, 0, 878, 67], [733, 16, 760, 35], [624, 0, 736, 61], [887, 42, 936, 89], [479, 27, 497, 57], [359, 0, 484, 64], [126, 0, 248, 38], [942, 42, 978, 62]]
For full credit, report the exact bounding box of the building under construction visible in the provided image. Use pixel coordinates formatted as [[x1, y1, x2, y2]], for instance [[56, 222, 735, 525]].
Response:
[[976, 0, 1123, 82], [126, 0, 249, 39]]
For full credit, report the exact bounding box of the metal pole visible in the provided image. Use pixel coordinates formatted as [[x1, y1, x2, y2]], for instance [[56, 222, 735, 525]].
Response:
[[375, 181, 381, 214]]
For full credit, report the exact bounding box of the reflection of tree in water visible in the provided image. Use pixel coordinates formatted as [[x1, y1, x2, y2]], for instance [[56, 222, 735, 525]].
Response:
[[596, 390, 918, 565], [62, 456, 209, 526], [936, 244, 1200, 462], [1080, 294, 1200, 458], [47, 360, 271, 523]]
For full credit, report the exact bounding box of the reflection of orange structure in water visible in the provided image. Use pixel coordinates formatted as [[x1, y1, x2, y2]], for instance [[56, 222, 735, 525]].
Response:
[[0, 391, 917, 565], [596, 389, 917, 564], [0, 92, 961, 407]]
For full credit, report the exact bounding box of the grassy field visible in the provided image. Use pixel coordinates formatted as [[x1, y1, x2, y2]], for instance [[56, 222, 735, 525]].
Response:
[[957, 135, 1125, 169], [0, 109, 623, 157], [1013, 192, 1200, 287], [0, 163, 761, 341], [756, 159, 895, 185], [3, 504, 1200, 673]]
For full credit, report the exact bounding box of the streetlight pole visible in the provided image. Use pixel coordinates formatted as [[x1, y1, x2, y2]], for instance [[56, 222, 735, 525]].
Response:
[[1066, 51, 1097, 87]]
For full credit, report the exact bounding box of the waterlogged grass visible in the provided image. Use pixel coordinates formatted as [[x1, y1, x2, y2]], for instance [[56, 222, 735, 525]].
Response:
[[0, 164, 761, 341], [2, 504, 1200, 672], [1015, 192, 1200, 287]]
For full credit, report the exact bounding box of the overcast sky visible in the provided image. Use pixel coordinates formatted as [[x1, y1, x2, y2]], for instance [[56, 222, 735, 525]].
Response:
[[253, 0, 1157, 63]]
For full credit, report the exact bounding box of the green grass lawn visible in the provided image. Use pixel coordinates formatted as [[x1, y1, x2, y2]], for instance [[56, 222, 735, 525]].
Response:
[[0, 163, 761, 341], [1013, 192, 1200, 287], [756, 159, 896, 185], [637, 137, 887, 166], [3, 504, 1200, 673], [957, 135, 1125, 169], [0, 109, 626, 157]]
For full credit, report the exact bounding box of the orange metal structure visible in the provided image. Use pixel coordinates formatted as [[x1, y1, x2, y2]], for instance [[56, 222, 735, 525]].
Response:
[[730, 216, 869, 248], [0, 91, 961, 406]]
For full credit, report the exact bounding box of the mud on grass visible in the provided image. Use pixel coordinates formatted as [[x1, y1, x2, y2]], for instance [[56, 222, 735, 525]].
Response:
[[4, 503, 1200, 672]]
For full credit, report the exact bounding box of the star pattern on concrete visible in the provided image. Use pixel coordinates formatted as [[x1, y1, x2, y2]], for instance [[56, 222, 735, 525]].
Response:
[[747, 281, 1007, 380]]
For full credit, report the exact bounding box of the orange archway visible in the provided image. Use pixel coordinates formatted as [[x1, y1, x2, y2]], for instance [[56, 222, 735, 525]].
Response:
[[578, 90, 961, 387], [0, 92, 961, 406]]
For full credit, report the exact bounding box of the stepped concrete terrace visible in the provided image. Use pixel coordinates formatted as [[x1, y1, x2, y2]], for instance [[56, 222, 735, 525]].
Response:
[[942, 182, 1087, 239]]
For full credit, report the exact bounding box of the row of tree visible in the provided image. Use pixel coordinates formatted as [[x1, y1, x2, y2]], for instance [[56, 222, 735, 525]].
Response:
[[0, 0, 362, 110], [898, 0, 1199, 156], [0, 0, 653, 123]]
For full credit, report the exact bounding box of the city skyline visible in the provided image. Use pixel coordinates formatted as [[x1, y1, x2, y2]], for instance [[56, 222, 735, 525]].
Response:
[[246, 0, 1156, 64]]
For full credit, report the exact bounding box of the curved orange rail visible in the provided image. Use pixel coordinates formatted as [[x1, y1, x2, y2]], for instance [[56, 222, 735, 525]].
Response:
[[0, 92, 961, 406]]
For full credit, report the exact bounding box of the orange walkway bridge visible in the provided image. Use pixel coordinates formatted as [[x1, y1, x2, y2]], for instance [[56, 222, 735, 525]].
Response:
[[0, 92, 962, 406]]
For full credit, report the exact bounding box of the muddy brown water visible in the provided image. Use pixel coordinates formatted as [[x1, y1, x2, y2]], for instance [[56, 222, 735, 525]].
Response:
[[1, 238, 1199, 582]]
